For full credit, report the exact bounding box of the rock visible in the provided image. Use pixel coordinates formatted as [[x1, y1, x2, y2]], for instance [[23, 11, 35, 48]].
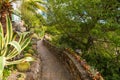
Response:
[[25, 57, 42, 80]]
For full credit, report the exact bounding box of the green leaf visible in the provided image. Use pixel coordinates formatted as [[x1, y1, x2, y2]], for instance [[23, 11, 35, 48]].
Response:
[[7, 38, 31, 59], [0, 56, 5, 77], [0, 23, 4, 37], [5, 16, 13, 45], [6, 57, 34, 65], [8, 41, 21, 53], [0, 23, 4, 51], [24, 57, 34, 61], [21, 38, 31, 50], [18, 32, 30, 43]]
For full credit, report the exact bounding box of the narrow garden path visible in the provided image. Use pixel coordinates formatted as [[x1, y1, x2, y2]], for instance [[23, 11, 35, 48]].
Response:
[[37, 40, 73, 80]]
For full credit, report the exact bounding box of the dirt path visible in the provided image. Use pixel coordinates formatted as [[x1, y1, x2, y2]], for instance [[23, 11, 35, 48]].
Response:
[[37, 40, 73, 80]]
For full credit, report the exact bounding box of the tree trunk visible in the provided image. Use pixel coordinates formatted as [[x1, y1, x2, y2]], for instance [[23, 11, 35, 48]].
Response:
[[0, 2, 12, 34]]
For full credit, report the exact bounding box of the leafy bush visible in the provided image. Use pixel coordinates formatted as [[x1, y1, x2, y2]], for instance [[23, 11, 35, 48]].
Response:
[[0, 17, 33, 79]]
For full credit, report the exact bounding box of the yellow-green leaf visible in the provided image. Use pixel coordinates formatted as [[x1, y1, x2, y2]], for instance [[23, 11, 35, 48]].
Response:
[[8, 41, 21, 53], [0, 56, 5, 77]]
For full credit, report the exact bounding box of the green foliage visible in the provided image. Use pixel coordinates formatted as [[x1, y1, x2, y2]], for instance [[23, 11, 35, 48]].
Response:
[[20, 0, 46, 29], [0, 17, 33, 79], [19, 0, 47, 40], [47, 0, 120, 79], [3, 68, 11, 80]]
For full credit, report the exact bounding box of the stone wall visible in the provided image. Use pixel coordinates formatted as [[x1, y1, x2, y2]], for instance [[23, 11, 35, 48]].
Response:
[[43, 39, 93, 80]]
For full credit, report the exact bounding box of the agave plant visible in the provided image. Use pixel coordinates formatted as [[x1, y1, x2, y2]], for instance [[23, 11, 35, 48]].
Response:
[[0, 17, 33, 79]]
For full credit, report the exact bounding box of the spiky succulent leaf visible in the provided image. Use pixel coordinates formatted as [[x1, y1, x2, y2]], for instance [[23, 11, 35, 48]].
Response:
[[8, 41, 21, 53], [0, 56, 5, 77], [6, 57, 34, 65], [0, 17, 32, 79], [0, 23, 4, 51], [5, 17, 13, 45]]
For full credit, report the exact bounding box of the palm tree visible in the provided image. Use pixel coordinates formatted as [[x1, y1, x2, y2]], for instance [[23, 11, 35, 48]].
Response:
[[0, 0, 46, 32], [20, 0, 47, 29], [0, 0, 18, 32], [20, 0, 46, 19]]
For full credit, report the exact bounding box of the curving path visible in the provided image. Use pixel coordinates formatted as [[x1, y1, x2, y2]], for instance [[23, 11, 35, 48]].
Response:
[[37, 40, 73, 80]]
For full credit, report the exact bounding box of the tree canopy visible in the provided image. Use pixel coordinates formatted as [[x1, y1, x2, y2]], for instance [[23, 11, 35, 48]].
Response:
[[46, 0, 120, 80]]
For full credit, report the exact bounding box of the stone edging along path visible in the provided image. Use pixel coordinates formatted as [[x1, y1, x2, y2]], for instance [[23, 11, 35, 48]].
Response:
[[43, 39, 104, 80]]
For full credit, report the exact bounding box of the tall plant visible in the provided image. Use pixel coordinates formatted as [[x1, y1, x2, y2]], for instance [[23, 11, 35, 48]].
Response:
[[0, 17, 33, 79], [0, 0, 19, 32], [20, 0, 47, 28]]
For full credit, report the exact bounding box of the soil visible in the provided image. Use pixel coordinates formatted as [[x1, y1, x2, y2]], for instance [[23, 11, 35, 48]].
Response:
[[7, 54, 42, 80]]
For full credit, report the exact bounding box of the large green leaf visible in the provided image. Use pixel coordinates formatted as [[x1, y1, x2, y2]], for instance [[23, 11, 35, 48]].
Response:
[[5, 16, 13, 43], [0, 23, 4, 36], [0, 16, 32, 79], [6, 37, 31, 59], [17, 32, 30, 44], [0, 56, 5, 77], [8, 41, 21, 53], [0, 23, 4, 51], [9, 38, 31, 58], [21, 38, 31, 50], [6, 32, 31, 59], [6, 57, 34, 65]]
